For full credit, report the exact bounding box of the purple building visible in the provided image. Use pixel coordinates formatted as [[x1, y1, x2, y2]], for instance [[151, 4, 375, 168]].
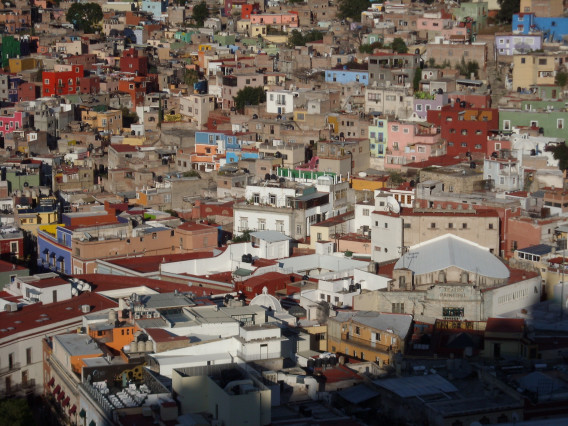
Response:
[[494, 33, 542, 56], [413, 93, 447, 120]]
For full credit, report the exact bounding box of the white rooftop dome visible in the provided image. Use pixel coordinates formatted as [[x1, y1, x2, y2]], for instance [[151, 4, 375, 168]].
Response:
[[250, 286, 283, 313]]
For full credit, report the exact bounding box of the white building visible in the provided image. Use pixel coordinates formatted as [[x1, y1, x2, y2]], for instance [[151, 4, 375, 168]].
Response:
[[355, 234, 542, 322], [266, 89, 297, 115]]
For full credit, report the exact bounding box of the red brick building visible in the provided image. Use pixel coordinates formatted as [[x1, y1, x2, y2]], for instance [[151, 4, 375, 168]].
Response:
[[17, 82, 40, 101], [120, 48, 148, 76], [65, 54, 98, 71], [42, 65, 84, 97], [79, 76, 100, 94], [427, 105, 499, 157]]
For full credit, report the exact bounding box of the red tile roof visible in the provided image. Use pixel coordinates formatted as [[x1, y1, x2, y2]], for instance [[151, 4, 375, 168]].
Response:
[[485, 318, 524, 334], [177, 222, 218, 232], [104, 252, 216, 273], [145, 328, 188, 343], [72, 273, 227, 295], [320, 365, 363, 383], [27, 277, 68, 289], [0, 260, 27, 273], [0, 292, 118, 339], [110, 144, 138, 152]]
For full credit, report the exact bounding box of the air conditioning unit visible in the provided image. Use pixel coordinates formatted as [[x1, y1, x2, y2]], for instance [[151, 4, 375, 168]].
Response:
[[134, 313, 141, 319], [153, 312, 160, 318], [146, 312, 152, 319]]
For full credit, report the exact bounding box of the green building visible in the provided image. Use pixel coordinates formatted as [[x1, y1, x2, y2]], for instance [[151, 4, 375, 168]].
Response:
[[0, 36, 21, 69], [6, 170, 41, 193], [499, 109, 568, 139], [0, 260, 28, 290], [454, 2, 488, 33]]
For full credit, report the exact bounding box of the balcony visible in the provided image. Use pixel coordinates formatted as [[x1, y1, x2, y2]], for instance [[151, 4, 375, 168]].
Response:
[[341, 332, 398, 353], [0, 362, 21, 377]]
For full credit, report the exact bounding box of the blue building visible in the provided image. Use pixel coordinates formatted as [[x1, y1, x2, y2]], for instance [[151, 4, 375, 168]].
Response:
[[512, 13, 568, 42], [37, 226, 73, 275], [325, 66, 369, 86], [195, 131, 240, 153], [226, 150, 259, 163], [141, 0, 167, 20]]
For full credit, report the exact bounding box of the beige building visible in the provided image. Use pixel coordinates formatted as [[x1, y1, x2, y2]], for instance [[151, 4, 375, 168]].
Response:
[[512, 53, 558, 91], [179, 94, 215, 129], [81, 109, 123, 135], [520, 0, 563, 17]]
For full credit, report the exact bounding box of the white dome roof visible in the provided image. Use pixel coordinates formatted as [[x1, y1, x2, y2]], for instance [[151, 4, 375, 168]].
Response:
[[250, 287, 283, 313]]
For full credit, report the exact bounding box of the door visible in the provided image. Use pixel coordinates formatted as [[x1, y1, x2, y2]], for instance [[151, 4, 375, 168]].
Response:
[[494, 343, 501, 358]]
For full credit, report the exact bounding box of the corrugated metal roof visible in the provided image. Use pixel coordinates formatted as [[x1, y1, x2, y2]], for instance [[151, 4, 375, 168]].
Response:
[[517, 244, 553, 256], [395, 234, 509, 279], [374, 374, 458, 398]]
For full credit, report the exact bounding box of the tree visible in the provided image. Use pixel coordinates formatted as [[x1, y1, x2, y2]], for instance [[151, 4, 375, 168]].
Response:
[[391, 38, 408, 54], [232, 230, 251, 243], [192, 1, 209, 27], [66, 2, 103, 33], [0, 398, 34, 426], [555, 71, 568, 87], [233, 86, 266, 112], [547, 144, 568, 171], [359, 40, 382, 54], [121, 107, 139, 128], [287, 29, 323, 47], [413, 68, 421, 92], [456, 58, 480, 79], [184, 68, 200, 87], [337, 0, 371, 21], [497, 0, 520, 23]]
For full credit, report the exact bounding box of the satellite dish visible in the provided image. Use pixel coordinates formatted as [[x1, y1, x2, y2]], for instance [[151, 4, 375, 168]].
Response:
[[358, 171, 367, 178], [386, 196, 400, 214]]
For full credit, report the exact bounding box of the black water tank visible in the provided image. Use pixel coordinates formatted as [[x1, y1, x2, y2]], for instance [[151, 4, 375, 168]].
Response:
[[349, 284, 355, 292], [242, 254, 249, 262], [265, 173, 271, 180], [460, 101, 466, 108]]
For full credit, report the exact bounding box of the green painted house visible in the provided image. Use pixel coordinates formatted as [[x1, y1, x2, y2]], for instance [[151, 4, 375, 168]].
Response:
[[499, 109, 568, 139]]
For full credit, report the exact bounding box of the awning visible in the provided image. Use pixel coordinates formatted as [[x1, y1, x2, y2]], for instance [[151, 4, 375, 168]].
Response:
[[53, 385, 61, 394], [57, 391, 65, 401], [63, 397, 70, 407], [70, 405, 77, 415], [47, 377, 55, 387]]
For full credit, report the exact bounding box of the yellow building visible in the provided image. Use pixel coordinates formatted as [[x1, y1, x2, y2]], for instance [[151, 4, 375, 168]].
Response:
[[81, 109, 123, 135], [327, 311, 413, 366], [303, 324, 328, 352], [251, 24, 267, 38], [351, 175, 388, 191], [122, 136, 146, 146], [513, 53, 556, 90], [9, 57, 41, 73], [16, 202, 58, 236]]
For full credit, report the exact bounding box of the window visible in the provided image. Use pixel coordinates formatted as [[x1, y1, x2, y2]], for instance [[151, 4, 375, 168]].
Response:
[[258, 219, 266, 230], [462, 223, 467, 229], [355, 326, 360, 335], [448, 223, 453, 229], [503, 120, 511, 130], [392, 125, 399, 132], [253, 193, 260, 204], [363, 209, 369, 216], [26, 348, 31, 365], [269, 194, 276, 205], [558, 119, 564, 129], [431, 223, 436, 229], [10, 242, 17, 253], [489, 223, 494, 229]]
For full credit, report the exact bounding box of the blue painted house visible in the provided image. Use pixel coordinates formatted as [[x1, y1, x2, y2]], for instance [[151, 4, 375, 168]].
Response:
[[141, 0, 167, 20], [325, 66, 369, 86], [37, 225, 73, 275], [512, 13, 568, 42]]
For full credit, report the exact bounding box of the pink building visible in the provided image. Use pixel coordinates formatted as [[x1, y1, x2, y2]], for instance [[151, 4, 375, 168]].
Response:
[[386, 121, 446, 169], [250, 13, 299, 27], [0, 111, 23, 138]]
